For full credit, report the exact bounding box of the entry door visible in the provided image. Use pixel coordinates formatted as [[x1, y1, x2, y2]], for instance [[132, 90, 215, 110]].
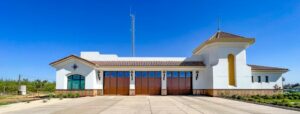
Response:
[[135, 71, 161, 95], [167, 71, 192, 95], [104, 71, 130, 95]]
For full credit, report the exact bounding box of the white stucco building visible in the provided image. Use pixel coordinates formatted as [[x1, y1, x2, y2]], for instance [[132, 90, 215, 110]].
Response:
[[50, 31, 288, 96]]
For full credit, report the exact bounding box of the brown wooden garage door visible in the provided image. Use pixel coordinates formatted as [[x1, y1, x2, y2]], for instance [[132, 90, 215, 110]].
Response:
[[135, 71, 161, 95], [104, 71, 130, 95], [167, 71, 192, 95]]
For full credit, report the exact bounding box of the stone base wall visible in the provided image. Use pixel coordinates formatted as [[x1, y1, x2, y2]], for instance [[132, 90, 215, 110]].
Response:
[[130, 89, 135, 96], [193, 89, 283, 97], [161, 89, 167, 95], [56, 89, 101, 97]]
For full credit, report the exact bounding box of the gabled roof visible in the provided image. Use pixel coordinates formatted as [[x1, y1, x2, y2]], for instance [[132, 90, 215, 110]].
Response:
[[193, 31, 255, 54], [248, 64, 289, 72], [50, 55, 97, 67], [210, 31, 248, 39], [92, 61, 204, 66]]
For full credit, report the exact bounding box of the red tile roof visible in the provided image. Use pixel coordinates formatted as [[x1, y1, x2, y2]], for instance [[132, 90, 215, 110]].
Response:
[[92, 61, 205, 66], [248, 64, 288, 71], [212, 31, 248, 39]]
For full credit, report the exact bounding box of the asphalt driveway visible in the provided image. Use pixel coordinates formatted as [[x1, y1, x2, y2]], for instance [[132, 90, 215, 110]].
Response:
[[1, 96, 299, 114]]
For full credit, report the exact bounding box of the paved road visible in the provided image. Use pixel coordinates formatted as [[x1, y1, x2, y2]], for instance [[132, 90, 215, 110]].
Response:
[[1, 96, 299, 114]]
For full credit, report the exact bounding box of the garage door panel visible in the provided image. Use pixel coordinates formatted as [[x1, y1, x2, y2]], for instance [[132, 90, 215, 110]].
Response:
[[167, 71, 192, 95], [136, 71, 161, 95], [110, 72, 118, 95], [104, 71, 130, 95], [104, 72, 110, 95], [185, 72, 192, 95], [141, 72, 148, 94], [135, 72, 142, 94]]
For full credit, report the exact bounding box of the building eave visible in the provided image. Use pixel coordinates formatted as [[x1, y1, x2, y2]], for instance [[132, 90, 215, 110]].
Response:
[[50, 55, 98, 67], [193, 37, 255, 54]]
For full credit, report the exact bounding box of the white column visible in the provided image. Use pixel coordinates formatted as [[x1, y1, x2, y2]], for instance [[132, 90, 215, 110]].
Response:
[[161, 71, 167, 95], [99, 70, 103, 89], [129, 70, 135, 95], [192, 70, 197, 90]]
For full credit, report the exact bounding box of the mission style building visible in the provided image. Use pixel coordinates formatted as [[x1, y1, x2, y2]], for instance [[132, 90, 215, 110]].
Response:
[[50, 31, 288, 96]]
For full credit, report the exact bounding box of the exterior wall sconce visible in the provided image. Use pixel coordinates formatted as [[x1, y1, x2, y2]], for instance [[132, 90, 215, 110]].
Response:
[[131, 71, 133, 80], [97, 71, 101, 80], [163, 71, 166, 80], [196, 71, 199, 80]]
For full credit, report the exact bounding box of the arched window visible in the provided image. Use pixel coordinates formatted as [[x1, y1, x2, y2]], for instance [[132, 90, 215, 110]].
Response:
[[228, 54, 236, 86], [67, 74, 85, 90]]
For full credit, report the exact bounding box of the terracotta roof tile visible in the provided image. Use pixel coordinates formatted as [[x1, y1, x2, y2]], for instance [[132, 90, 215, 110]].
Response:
[[248, 64, 288, 71], [92, 61, 204, 66], [212, 31, 247, 39]]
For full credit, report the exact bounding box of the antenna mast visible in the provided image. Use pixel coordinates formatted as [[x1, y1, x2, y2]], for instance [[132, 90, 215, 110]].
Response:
[[217, 17, 221, 32], [130, 10, 135, 57]]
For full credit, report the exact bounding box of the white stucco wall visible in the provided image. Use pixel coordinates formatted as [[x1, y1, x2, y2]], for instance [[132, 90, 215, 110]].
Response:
[[251, 71, 283, 89], [54, 59, 100, 90], [53, 46, 285, 91], [195, 42, 252, 89], [192, 68, 211, 89]]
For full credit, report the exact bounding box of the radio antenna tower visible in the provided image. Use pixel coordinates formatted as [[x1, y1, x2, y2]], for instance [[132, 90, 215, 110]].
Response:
[[130, 8, 135, 57]]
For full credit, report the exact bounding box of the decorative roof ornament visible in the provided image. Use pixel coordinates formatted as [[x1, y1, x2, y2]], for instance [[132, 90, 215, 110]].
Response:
[[72, 64, 78, 70]]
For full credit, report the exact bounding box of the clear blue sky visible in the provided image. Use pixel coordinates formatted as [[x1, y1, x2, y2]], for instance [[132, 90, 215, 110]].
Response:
[[0, 0, 299, 83]]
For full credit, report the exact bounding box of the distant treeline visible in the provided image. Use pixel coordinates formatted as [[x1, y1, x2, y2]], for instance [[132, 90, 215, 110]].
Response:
[[0, 79, 55, 94], [284, 83, 300, 89]]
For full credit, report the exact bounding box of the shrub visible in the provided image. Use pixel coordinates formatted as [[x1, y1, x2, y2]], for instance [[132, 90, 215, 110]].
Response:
[[237, 96, 244, 100], [272, 95, 278, 99], [231, 95, 237, 99], [258, 98, 265, 103], [287, 102, 293, 107], [288, 96, 294, 100], [48, 93, 54, 100], [57, 94, 63, 98], [277, 94, 284, 99], [271, 100, 279, 105], [294, 102, 300, 106], [254, 98, 263, 103], [63, 94, 68, 98], [247, 98, 255, 101], [277, 102, 284, 106], [75, 93, 80, 98], [252, 95, 260, 99], [261, 95, 268, 99], [281, 99, 290, 103]]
